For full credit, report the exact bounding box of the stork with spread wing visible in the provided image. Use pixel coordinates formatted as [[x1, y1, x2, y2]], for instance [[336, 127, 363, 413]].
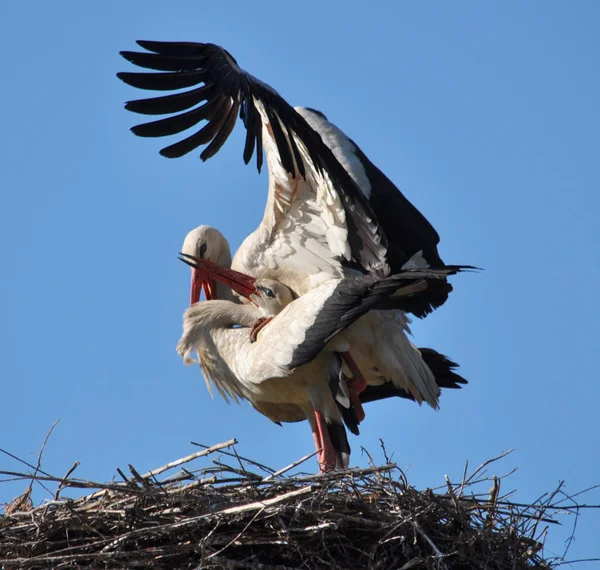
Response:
[[117, 41, 472, 463]]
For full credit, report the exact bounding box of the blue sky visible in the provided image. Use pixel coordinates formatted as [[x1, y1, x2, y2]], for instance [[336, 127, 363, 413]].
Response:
[[1, 1, 599, 563]]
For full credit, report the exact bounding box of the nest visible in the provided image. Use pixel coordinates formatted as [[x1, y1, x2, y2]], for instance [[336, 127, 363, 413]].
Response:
[[0, 438, 588, 569]]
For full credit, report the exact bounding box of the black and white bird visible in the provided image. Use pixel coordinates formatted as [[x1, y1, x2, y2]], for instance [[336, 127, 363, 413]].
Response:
[[118, 40, 456, 318], [177, 253, 466, 472], [180, 225, 468, 421]]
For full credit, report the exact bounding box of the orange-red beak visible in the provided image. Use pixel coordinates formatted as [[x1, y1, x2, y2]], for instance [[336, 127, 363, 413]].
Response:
[[190, 267, 218, 303], [180, 253, 257, 303]]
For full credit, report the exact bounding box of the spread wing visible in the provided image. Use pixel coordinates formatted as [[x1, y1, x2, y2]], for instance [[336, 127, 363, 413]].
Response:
[[118, 41, 388, 276], [296, 107, 452, 316]]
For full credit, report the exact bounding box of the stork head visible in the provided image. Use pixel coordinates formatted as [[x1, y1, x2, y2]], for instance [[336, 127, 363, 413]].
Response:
[[249, 279, 295, 317], [181, 226, 233, 304]]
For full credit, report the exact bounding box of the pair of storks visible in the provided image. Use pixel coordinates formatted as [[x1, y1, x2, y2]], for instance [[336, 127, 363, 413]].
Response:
[[119, 41, 471, 472]]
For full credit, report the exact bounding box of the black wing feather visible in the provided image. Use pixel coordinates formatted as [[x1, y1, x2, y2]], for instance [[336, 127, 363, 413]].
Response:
[[119, 51, 206, 72], [136, 40, 209, 57], [350, 140, 450, 316], [160, 106, 229, 159], [201, 99, 240, 161], [130, 96, 225, 138], [117, 69, 207, 91], [124, 84, 212, 116], [255, 117, 264, 172], [288, 268, 463, 370], [241, 97, 258, 164], [118, 41, 388, 275]]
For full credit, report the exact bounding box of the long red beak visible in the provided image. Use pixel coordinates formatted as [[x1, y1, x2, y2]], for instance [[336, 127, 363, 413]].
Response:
[[190, 268, 218, 304], [180, 254, 256, 302]]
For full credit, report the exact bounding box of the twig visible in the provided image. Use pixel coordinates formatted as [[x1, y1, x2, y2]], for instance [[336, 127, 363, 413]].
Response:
[[464, 449, 514, 487], [558, 485, 582, 562], [206, 507, 265, 559], [444, 475, 463, 519], [379, 438, 394, 466], [217, 485, 313, 516], [458, 458, 469, 498], [115, 468, 129, 483], [32, 420, 60, 481], [53, 461, 80, 501], [8, 419, 60, 499], [262, 450, 319, 482], [211, 459, 261, 481], [139, 439, 237, 480], [555, 484, 600, 504], [0, 448, 54, 480], [128, 464, 152, 488], [412, 520, 449, 569], [556, 559, 600, 566], [0, 471, 148, 495], [191, 441, 275, 475]]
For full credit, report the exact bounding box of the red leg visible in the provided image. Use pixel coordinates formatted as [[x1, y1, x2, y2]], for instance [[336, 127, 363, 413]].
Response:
[[341, 353, 367, 422], [340, 373, 366, 422], [341, 353, 367, 392], [312, 410, 336, 473], [249, 317, 273, 343]]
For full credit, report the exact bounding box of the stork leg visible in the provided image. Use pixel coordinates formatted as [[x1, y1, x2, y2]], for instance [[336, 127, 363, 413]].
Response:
[[312, 410, 336, 473], [341, 352, 367, 423], [249, 317, 273, 343]]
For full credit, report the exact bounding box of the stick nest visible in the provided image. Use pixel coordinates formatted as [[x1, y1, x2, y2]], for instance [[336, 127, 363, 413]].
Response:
[[0, 439, 579, 569]]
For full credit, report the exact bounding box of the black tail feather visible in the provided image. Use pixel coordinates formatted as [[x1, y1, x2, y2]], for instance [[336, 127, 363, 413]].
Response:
[[420, 348, 468, 389], [359, 348, 467, 405], [339, 402, 361, 436], [327, 421, 350, 470], [330, 355, 361, 437]]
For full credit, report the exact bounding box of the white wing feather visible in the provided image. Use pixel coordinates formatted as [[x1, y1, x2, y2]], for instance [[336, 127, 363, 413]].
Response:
[[233, 101, 350, 293]]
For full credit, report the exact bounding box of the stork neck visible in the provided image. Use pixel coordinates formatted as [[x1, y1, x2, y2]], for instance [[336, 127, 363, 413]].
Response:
[[187, 300, 261, 330]]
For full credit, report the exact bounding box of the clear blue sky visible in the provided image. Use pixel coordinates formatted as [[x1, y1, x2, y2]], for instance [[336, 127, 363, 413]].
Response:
[[1, 1, 598, 563]]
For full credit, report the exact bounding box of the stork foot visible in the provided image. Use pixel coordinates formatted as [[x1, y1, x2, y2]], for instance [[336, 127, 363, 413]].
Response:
[[341, 352, 367, 393], [249, 317, 273, 343]]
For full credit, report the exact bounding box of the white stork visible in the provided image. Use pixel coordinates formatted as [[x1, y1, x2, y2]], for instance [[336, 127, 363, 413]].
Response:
[[176, 258, 465, 471], [118, 41, 458, 318], [117, 42, 472, 450]]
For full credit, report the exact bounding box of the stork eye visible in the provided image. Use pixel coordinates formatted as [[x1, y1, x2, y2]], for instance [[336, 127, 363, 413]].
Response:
[[199, 243, 207, 258], [258, 286, 275, 298]]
